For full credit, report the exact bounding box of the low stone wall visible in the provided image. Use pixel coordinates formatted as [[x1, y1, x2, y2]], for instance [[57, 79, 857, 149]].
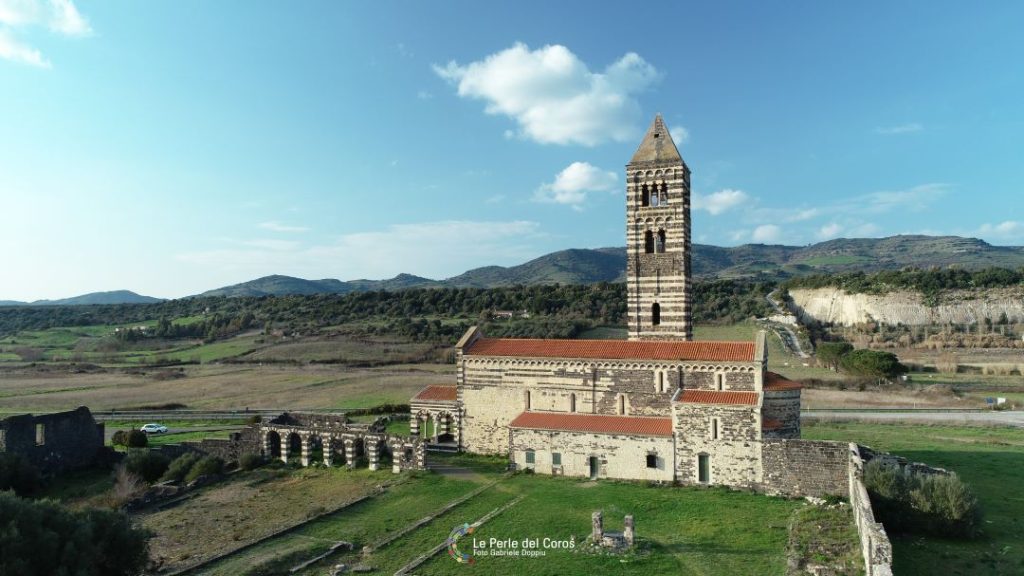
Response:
[[848, 444, 893, 576], [761, 439, 848, 497]]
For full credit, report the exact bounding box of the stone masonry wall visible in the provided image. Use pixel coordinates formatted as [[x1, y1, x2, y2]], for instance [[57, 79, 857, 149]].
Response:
[[761, 389, 801, 438], [674, 404, 761, 487], [510, 428, 675, 482], [761, 439, 848, 497], [0, 406, 105, 474], [849, 443, 894, 576]]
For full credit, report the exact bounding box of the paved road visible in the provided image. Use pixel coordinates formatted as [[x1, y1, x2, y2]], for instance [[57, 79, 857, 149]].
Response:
[[803, 410, 1024, 427], [102, 425, 242, 442]]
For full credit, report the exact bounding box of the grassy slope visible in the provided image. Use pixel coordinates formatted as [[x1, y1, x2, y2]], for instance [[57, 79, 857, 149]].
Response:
[[803, 421, 1024, 576]]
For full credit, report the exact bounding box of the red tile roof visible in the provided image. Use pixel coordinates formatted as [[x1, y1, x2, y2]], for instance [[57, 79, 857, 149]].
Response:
[[678, 389, 759, 406], [762, 418, 783, 431], [509, 411, 673, 437], [465, 338, 755, 362], [412, 385, 457, 402], [764, 372, 803, 391]]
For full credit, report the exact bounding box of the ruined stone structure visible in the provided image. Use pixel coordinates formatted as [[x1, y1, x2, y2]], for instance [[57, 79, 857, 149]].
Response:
[[627, 115, 693, 341], [257, 412, 424, 473], [0, 406, 107, 474]]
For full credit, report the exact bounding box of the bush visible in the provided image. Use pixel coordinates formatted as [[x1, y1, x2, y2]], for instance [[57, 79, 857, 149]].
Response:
[[0, 491, 150, 576], [864, 459, 982, 538], [125, 430, 149, 448], [159, 452, 201, 483], [239, 453, 265, 471], [124, 450, 170, 484], [110, 430, 129, 447], [185, 456, 224, 483], [0, 452, 43, 496]]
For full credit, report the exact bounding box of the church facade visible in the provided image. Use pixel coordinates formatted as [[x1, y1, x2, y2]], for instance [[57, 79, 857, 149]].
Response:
[[411, 115, 803, 489]]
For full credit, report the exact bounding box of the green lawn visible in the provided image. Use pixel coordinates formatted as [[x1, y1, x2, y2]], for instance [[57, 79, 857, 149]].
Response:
[[804, 421, 1024, 575]]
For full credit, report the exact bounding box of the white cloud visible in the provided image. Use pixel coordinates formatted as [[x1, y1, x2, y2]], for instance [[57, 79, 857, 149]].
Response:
[[752, 224, 783, 243], [178, 220, 544, 281], [48, 0, 90, 36], [874, 123, 923, 135], [976, 221, 1024, 240], [692, 189, 749, 215], [434, 42, 659, 146], [861, 183, 947, 213], [0, 27, 48, 67], [670, 125, 689, 145], [849, 222, 881, 237], [258, 221, 309, 233], [534, 161, 618, 209], [416, 90, 433, 99], [0, 0, 91, 67], [817, 222, 843, 239]]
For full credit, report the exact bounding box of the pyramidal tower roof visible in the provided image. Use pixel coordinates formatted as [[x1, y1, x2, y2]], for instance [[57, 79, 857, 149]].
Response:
[[628, 114, 683, 166]]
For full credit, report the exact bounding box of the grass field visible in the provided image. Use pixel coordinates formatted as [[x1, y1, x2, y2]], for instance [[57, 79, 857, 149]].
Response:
[[804, 421, 1024, 576], [195, 455, 807, 576]]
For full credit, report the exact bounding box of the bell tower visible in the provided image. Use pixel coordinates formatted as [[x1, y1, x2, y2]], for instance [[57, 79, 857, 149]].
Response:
[[626, 114, 693, 341]]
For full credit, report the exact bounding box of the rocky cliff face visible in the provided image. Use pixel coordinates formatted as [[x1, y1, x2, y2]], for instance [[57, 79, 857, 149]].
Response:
[[788, 288, 1024, 326]]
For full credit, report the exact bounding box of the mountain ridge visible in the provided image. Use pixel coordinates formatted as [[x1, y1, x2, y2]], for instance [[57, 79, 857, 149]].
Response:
[[3, 235, 1022, 304]]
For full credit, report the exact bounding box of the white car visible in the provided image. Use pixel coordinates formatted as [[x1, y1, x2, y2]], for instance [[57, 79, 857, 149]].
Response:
[[140, 423, 168, 434]]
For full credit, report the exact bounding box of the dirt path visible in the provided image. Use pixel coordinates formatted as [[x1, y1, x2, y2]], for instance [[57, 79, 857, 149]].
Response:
[[766, 290, 810, 359]]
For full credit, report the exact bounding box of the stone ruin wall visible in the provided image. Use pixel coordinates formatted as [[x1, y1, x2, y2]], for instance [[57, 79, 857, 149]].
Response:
[[0, 406, 107, 474], [761, 438, 848, 497], [848, 443, 894, 576]]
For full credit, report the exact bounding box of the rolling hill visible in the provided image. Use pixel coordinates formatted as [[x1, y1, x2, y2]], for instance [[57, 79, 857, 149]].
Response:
[[4, 235, 1023, 303], [0, 290, 164, 307], [197, 235, 1024, 297]]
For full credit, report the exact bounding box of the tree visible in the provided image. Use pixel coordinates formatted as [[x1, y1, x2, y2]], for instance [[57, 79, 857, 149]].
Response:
[[0, 491, 151, 576], [816, 341, 853, 371], [840, 349, 908, 380], [124, 450, 170, 483]]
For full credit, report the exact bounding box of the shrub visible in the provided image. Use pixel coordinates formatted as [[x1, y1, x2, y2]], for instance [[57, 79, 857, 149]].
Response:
[[0, 491, 151, 576], [125, 430, 148, 448], [239, 453, 265, 471], [864, 459, 982, 538], [159, 452, 201, 483], [185, 456, 224, 483], [124, 450, 170, 484], [246, 414, 262, 424], [0, 452, 43, 496], [110, 430, 129, 447]]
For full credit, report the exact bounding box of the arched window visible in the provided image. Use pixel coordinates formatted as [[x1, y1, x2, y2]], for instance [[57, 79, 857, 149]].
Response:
[[650, 186, 660, 207], [657, 372, 665, 393], [641, 184, 650, 207], [715, 373, 724, 391], [661, 182, 668, 203], [618, 394, 626, 415], [652, 303, 661, 326], [569, 393, 576, 413], [525, 390, 531, 410], [644, 230, 654, 254], [656, 229, 666, 253]]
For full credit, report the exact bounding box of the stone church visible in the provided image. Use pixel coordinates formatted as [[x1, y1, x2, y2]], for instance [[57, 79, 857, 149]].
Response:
[[411, 115, 803, 490]]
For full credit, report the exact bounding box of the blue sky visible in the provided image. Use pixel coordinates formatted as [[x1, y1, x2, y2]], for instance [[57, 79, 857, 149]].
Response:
[[1, 1, 1022, 300]]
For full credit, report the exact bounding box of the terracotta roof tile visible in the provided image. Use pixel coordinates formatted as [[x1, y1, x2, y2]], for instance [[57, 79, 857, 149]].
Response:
[[678, 389, 759, 406], [412, 385, 457, 402], [509, 411, 673, 437], [764, 372, 803, 391], [466, 338, 754, 362]]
